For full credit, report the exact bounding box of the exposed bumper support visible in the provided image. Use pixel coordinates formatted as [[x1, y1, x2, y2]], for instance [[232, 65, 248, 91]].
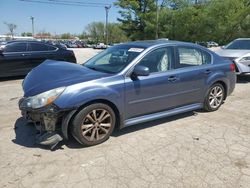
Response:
[[19, 103, 75, 149]]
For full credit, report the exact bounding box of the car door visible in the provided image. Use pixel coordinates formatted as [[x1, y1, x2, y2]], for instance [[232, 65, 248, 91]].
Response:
[[125, 46, 187, 119], [27, 42, 58, 68], [172, 45, 213, 105], [0, 42, 30, 77]]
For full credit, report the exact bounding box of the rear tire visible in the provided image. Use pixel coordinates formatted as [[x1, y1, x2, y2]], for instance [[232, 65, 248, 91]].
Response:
[[204, 83, 225, 112], [72, 103, 116, 146]]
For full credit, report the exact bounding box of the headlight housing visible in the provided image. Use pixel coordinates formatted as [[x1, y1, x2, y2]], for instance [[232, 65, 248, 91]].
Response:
[[20, 87, 66, 109]]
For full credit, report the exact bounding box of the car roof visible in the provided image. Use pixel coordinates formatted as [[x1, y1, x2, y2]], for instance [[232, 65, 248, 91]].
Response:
[[235, 38, 250, 40], [4, 40, 41, 44], [122, 39, 196, 48]]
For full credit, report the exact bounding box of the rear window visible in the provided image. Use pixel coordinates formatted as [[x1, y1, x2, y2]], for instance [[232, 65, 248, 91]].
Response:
[[177, 47, 211, 68]]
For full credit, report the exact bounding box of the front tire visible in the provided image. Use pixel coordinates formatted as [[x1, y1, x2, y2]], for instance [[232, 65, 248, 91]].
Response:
[[72, 103, 116, 146], [204, 83, 225, 112]]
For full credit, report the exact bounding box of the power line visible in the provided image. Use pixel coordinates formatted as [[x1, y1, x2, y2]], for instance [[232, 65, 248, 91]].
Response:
[[19, 0, 111, 8], [49, 0, 110, 6]]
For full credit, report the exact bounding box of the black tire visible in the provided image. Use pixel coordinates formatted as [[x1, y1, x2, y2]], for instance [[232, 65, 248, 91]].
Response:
[[72, 103, 116, 146], [204, 83, 225, 112]]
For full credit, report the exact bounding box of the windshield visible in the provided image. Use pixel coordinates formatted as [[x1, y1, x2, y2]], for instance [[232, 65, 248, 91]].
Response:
[[83, 45, 145, 73], [225, 39, 250, 50]]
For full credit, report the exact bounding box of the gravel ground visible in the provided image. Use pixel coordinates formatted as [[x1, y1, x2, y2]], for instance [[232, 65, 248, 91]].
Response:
[[0, 48, 249, 188]]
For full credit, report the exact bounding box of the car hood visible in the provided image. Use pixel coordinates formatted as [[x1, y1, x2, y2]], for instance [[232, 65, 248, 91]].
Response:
[[215, 49, 250, 58], [23, 60, 110, 97]]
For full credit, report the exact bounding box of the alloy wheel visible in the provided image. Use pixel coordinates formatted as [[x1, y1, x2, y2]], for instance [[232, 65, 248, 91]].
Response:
[[208, 86, 223, 109], [81, 109, 112, 142]]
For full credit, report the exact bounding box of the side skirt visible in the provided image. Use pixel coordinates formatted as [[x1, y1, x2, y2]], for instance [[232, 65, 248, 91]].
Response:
[[124, 103, 203, 127]]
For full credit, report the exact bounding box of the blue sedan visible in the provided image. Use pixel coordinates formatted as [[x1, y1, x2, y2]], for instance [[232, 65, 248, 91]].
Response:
[[19, 40, 236, 148]]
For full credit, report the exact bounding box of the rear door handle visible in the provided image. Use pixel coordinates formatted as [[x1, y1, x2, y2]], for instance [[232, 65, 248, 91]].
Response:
[[168, 76, 178, 82], [21, 53, 31, 56], [205, 69, 212, 74]]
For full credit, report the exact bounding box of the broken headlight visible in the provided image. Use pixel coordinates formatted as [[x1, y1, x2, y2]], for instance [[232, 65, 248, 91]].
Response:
[[20, 87, 66, 109]]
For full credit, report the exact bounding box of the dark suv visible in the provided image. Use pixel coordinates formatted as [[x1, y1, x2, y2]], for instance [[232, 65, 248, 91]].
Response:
[[0, 40, 76, 77]]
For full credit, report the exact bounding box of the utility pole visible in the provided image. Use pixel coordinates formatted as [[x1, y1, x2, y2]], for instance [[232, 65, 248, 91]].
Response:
[[30, 16, 35, 37], [155, 0, 159, 39], [105, 5, 111, 45]]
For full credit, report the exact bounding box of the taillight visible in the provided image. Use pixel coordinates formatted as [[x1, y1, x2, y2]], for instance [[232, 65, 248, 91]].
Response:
[[230, 63, 235, 72]]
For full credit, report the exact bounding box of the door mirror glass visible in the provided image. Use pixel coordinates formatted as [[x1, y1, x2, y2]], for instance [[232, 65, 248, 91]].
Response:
[[132, 65, 150, 77]]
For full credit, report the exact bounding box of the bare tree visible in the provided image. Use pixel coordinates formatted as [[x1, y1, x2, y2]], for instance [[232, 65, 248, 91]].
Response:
[[4, 22, 17, 39]]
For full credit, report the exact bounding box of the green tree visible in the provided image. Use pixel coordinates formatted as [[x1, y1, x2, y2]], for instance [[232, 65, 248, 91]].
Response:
[[21, 32, 32, 37], [116, 0, 250, 44], [85, 22, 128, 44], [61, 33, 72, 39], [108, 23, 128, 43], [85, 22, 105, 43], [115, 0, 157, 40]]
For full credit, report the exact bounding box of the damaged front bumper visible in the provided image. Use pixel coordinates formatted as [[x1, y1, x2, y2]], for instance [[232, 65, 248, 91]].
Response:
[[19, 98, 75, 149]]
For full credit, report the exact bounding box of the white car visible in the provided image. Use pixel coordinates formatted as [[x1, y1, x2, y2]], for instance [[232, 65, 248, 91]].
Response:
[[94, 43, 107, 49], [215, 38, 250, 74], [207, 41, 219, 48]]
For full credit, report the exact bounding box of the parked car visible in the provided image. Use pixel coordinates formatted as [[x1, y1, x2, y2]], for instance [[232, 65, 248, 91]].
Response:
[[94, 43, 107, 49], [215, 38, 250, 74], [0, 40, 76, 77], [19, 40, 236, 149], [44, 40, 67, 50], [195, 41, 208, 47], [65, 42, 78, 48], [207, 41, 219, 48]]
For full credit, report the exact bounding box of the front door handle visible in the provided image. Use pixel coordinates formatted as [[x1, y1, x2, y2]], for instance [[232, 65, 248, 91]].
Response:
[[168, 76, 178, 82]]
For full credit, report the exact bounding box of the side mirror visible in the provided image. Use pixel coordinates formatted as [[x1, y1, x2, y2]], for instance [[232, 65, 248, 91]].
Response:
[[221, 45, 225, 49], [132, 65, 150, 77]]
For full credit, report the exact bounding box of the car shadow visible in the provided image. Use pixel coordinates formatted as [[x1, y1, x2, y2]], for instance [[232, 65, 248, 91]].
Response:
[[112, 111, 195, 137], [13, 111, 197, 150], [0, 76, 25, 82], [12, 117, 37, 148], [12, 117, 64, 150], [237, 75, 250, 83]]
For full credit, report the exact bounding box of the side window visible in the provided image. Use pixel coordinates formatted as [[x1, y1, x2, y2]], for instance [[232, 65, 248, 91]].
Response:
[[177, 47, 211, 68], [4, 43, 27, 52], [28, 43, 54, 51], [48, 45, 57, 51], [138, 47, 173, 73]]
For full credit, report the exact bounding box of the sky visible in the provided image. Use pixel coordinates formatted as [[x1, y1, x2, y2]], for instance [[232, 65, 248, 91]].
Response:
[[0, 0, 120, 35]]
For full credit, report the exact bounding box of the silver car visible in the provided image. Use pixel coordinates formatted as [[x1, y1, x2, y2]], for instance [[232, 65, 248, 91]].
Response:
[[216, 38, 250, 74]]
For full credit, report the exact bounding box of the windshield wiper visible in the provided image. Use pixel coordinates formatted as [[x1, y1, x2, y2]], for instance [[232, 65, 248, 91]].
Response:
[[85, 66, 98, 71], [84, 65, 115, 74]]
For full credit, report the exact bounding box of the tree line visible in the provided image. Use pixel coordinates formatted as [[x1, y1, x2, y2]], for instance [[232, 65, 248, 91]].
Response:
[[4, 0, 249, 45], [85, 0, 250, 45], [115, 0, 250, 45]]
